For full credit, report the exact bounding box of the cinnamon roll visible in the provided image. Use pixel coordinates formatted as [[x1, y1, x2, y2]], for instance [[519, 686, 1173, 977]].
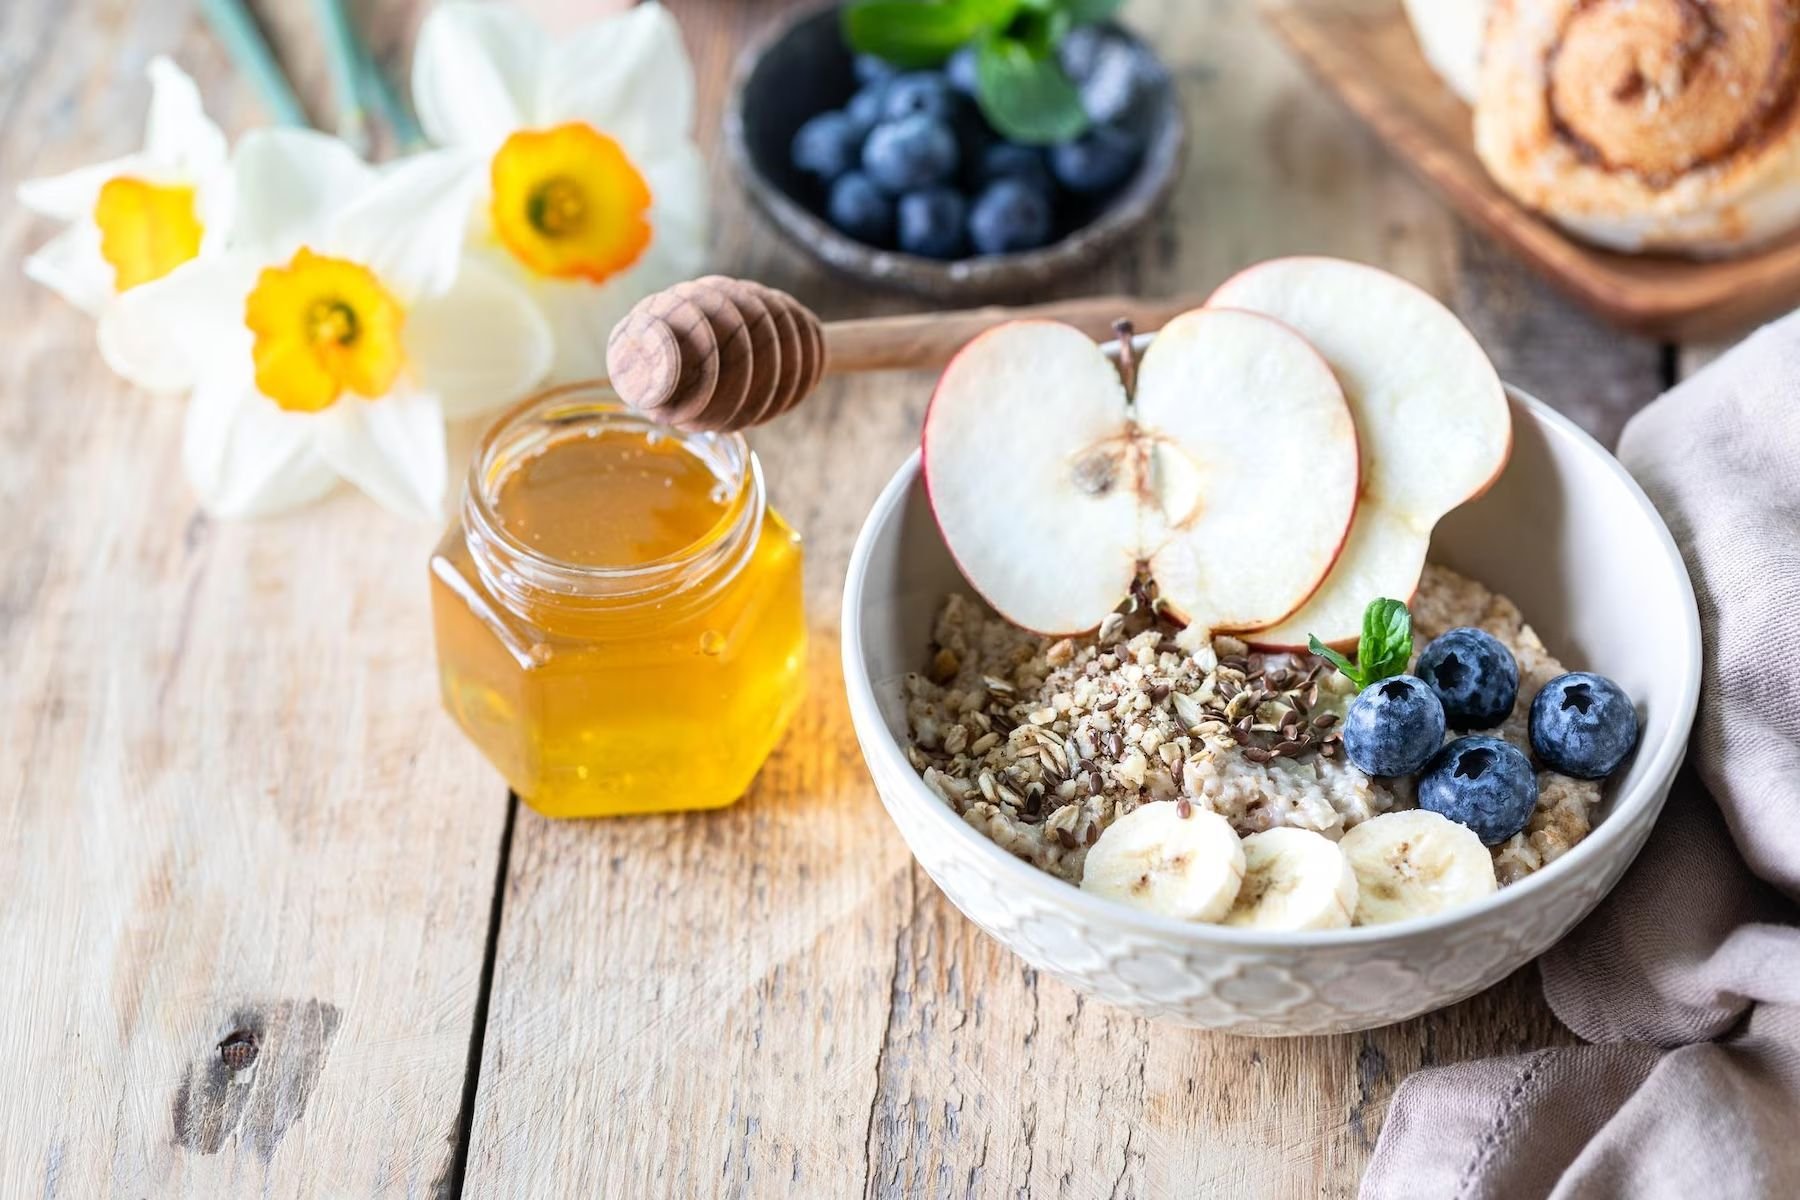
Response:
[[1475, 0, 1800, 256], [1404, 0, 1494, 103]]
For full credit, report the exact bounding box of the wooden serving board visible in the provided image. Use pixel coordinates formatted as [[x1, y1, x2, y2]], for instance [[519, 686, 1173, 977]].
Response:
[[1262, 0, 1800, 340]]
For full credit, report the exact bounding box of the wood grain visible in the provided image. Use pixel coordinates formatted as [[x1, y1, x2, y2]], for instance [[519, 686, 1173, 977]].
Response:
[[822, 293, 1199, 373], [1264, 0, 1800, 341], [0, 0, 1683, 1196], [0, 2, 505, 1196], [463, 1, 1636, 1196]]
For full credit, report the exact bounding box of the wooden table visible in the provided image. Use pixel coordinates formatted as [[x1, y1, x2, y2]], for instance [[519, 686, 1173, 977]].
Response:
[[0, 1, 1692, 1195]]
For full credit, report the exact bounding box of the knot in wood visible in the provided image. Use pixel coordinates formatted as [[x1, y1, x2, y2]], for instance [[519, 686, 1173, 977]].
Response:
[[218, 1030, 259, 1071]]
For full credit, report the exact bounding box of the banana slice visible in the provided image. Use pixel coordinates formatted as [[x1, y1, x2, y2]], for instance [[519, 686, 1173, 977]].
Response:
[[1081, 803, 1245, 922], [1223, 828, 1359, 931], [1339, 809, 1497, 927]]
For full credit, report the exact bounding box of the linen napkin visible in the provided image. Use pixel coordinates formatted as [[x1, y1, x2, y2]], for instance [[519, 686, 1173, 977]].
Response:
[[1362, 312, 1800, 1200]]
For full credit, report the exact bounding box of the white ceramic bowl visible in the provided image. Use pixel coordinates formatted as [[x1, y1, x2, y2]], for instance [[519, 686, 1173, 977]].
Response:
[[842, 383, 1701, 1034]]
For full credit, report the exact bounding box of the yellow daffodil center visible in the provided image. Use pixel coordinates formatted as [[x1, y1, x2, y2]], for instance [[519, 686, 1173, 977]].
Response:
[[92, 176, 203, 292], [244, 248, 406, 413], [490, 122, 653, 283]]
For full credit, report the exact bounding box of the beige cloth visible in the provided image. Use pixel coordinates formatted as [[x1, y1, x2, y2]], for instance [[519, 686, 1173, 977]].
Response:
[[1363, 314, 1800, 1200]]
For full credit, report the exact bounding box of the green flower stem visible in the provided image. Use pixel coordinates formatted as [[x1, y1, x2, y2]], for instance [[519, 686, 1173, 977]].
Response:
[[311, 0, 371, 155], [199, 0, 309, 128], [355, 34, 426, 152]]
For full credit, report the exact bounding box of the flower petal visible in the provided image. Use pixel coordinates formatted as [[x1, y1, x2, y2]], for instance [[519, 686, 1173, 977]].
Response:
[[112, 254, 260, 381], [638, 140, 711, 259], [23, 222, 114, 315], [413, 2, 544, 151], [539, 2, 695, 155], [523, 231, 696, 382], [182, 370, 338, 518], [97, 300, 193, 394], [144, 57, 228, 177], [408, 256, 553, 418], [327, 148, 485, 300], [16, 155, 147, 221], [228, 129, 374, 259], [313, 390, 448, 522]]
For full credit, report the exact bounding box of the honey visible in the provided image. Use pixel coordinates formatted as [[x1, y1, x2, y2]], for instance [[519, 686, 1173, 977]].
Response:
[[430, 383, 805, 817]]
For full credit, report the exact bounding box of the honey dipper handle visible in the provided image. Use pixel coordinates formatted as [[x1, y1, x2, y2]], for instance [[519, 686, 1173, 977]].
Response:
[[819, 294, 1201, 374]]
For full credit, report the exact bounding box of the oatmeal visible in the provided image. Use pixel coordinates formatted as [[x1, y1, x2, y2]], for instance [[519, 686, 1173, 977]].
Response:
[[903, 564, 1601, 887]]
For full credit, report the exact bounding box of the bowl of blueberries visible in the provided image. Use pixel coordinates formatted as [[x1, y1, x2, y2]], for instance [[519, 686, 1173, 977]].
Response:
[[725, 0, 1184, 299]]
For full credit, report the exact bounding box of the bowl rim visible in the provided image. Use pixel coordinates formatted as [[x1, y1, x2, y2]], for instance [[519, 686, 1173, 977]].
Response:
[[840, 382, 1702, 949], [721, 2, 1187, 297]]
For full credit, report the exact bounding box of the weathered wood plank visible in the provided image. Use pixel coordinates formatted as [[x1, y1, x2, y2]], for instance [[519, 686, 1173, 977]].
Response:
[[465, 2, 1622, 1196], [0, 2, 504, 1195], [1453, 231, 1669, 449]]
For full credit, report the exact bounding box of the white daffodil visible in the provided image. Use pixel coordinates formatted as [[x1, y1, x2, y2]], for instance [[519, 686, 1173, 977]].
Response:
[[410, 0, 709, 380], [17, 56, 230, 393], [112, 129, 553, 521]]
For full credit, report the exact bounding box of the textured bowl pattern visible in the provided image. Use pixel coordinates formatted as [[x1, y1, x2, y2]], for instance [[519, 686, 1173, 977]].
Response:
[[842, 381, 1700, 1034]]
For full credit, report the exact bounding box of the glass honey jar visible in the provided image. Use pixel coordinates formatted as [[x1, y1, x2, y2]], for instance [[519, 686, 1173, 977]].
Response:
[[430, 382, 806, 817]]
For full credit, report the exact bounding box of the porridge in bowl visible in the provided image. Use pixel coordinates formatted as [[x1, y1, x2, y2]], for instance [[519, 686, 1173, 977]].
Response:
[[905, 257, 1640, 930], [903, 565, 1604, 909]]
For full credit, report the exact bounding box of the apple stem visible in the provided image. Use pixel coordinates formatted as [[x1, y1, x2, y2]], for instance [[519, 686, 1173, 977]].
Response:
[[1113, 318, 1138, 400]]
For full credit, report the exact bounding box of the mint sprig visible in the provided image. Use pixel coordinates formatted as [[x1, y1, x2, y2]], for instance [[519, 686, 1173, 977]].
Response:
[[843, 0, 1117, 145], [1309, 598, 1413, 691], [976, 36, 1087, 143]]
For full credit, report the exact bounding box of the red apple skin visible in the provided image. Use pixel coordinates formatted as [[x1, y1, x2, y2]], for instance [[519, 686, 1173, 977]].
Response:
[[1242, 580, 1420, 655], [1178, 443, 1363, 642], [1152, 306, 1363, 638], [920, 319, 1128, 639], [1207, 258, 1512, 654]]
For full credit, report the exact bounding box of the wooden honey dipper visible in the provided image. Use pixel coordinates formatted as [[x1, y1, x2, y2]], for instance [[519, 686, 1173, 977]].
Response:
[[605, 275, 1199, 433]]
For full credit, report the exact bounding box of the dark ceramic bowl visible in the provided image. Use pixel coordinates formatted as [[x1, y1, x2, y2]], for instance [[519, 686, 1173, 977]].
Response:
[[724, 4, 1186, 302]]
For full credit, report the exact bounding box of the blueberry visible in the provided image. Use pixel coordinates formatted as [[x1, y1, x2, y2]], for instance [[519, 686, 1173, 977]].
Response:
[[946, 46, 981, 96], [1049, 123, 1142, 194], [1058, 25, 1109, 82], [791, 111, 864, 182], [1416, 627, 1520, 730], [826, 171, 894, 245], [977, 142, 1052, 193], [1418, 736, 1538, 844], [1342, 675, 1446, 778], [854, 54, 898, 86], [882, 71, 959, 122], [862, 115, 959, 193], [1078, 38, 1150, 123], [1529, 672, 1638, 779], [846, 83, 887, 138], [968, 178, 1053, 254], [897, 187, 967, 258]]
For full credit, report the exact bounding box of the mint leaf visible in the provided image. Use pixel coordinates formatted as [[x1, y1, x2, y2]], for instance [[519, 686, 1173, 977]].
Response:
[[1058, 0, 1126, 20], [1310, 598, 1413, 690], [1359, 598, 1413, 684], [1004, 4, 1072, 54], [843, 0, 1020, 67], [1308, 637, 1360, 683], [976, 35, 1089, 143]]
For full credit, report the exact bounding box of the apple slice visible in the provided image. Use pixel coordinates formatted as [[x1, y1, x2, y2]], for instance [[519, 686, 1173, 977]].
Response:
[[1207, 257, 1511, 649], [921, 311, 1360, 637], [1135, 308, 1360, 632], [922, 320, 1139, 635]]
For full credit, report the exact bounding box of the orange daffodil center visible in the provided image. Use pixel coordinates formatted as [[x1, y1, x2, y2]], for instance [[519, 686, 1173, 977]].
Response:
[[244, 248, 406, 413], [489, 122, 653, 283], [92, 177, 204, 291]]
